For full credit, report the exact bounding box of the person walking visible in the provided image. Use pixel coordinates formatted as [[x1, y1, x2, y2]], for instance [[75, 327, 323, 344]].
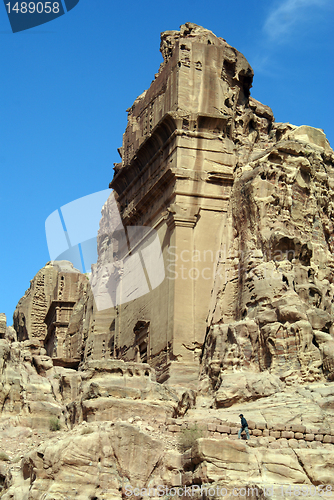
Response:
[[238, 414, 250, 439]]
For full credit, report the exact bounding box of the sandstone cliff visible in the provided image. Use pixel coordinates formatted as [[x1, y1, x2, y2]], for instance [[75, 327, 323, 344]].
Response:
[[1, 23, 334, 500], [202, 125, 334, 405]]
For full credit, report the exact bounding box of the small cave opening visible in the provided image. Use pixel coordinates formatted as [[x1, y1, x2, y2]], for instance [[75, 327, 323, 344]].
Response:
[[308, 286, 322, 308], [299, 243, 312, 266], [225, 97, 232, 109], [248, 119, 257, 134], [240, 75, 253, 97], [22, 463, 30, 481], [308, 268, 315, 280], [263, 342, 273, 369], [276, 129, 284, 141], [227, 328, 237, 344], [268, 152, 282, 165], [300, 168, 311, 185], [223, 59, 236, 78], [110, 368, 123, 377], [312, 337, 320, 349], [272, 235, 297, 262], [0, 473, 5, 491], [182, 118, 189, 130]]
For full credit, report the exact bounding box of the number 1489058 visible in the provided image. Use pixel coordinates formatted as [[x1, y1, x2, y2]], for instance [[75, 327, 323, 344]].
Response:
[[6, 2, 60, 13]]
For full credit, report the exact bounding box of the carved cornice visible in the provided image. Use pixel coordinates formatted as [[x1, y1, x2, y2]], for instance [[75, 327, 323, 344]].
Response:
[[166, 214, 198, 229], [110, 113, 178, 194], [111, 112, 236, 227], [44, 300, 76, 326], [110, 112, 235, 197]]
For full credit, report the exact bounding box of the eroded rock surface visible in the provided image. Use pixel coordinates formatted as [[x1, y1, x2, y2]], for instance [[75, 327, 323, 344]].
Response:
[[1, 22, 334, 499], [202, 125, 334, 402]]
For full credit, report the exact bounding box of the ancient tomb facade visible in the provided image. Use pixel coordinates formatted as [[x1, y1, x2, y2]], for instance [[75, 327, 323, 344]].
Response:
[[108, 23, 272, 384], [44, 264, 86, 366]]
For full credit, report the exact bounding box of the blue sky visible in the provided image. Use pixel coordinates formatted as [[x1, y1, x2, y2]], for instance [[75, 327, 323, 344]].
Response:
[[0, 0, 333, 323]]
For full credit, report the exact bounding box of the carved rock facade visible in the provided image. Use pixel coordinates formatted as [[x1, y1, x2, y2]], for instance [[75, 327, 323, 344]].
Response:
[[1, 23, 334, 499], [109, 23, 278, 385]]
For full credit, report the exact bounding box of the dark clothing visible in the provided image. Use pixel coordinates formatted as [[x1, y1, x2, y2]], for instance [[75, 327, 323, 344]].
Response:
[[238, 416, 250, 439], [240, 417, 248, 429]]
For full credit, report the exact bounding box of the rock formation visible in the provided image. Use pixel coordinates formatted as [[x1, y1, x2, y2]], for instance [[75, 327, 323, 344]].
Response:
[[109, 23, 278, 386], [201, 125, 334, 403], [1, 22, 334, 499]]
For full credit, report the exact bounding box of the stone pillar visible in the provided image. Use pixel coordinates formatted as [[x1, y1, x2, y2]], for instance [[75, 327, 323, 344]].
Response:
[[167, 214, 197, 363]]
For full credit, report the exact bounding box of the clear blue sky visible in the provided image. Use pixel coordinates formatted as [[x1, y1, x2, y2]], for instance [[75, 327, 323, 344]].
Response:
[[1, 0, 333, 324]]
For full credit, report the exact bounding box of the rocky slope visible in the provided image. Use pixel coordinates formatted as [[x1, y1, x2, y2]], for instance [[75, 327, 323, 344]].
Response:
[[202, 125, 334, 403], [1, 23, 334, 500]]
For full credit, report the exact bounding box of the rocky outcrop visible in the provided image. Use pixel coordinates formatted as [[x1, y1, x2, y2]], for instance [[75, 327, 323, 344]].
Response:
[[202, 124, 334, 401], [12, 260, 110, 367], [109, 22, 280, 385], [2, 421, 167, 499], [13, 261, 87, 351], [1, 22, 334, 499], [0, 314, 6, 339], [13, 264, 58, 343], [0, 338, 64, 429], [64, 359, 182, 426], [13, 23, 334, 392], [2, 409, 334, 499]]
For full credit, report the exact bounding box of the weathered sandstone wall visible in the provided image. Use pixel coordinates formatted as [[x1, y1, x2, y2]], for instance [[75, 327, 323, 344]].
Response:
[[109, 23, 279, 385], [1, 22, 334, 500], [201, 125, 334, 404]]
